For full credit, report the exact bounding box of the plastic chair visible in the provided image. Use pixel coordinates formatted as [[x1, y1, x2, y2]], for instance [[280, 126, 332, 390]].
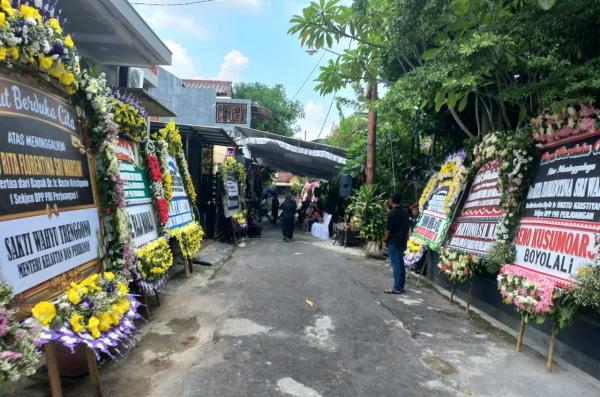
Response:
[[311, 213, 332, 239]]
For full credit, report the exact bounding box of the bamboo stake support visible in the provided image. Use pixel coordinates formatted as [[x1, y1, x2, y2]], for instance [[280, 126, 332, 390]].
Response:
[[466, 280, 474, 314], [546, 325, 557, 372], [450, 284, 456, 304], [516, 318, 526, 352], [184, 256, 192, 278], [85, 348, 103, 397], [416, 258, 426, 287], [142, 292, 152, 319], [45, 343, 63, 397]]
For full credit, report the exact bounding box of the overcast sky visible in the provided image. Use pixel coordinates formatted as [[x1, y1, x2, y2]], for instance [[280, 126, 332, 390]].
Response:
[[131, 0, 354, 141]]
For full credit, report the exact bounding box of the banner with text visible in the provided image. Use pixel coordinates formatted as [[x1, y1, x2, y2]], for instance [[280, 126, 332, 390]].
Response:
[[118, 137, 158, 247], [446, 158, 504, 255], [512, 133, 600, 285], [224, 174, 239, 219], [0, 74, 101, 296], [167, 153, 193, 229], [415, 184, 451, 246]]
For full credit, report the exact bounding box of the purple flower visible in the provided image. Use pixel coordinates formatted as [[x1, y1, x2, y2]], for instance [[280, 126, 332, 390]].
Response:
[[81, 296, 94, 310]]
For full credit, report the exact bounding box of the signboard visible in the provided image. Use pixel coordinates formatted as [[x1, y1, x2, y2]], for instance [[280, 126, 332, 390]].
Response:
[[445, 158, 504, 255], [167, 154, 193, 229], [415, 184, 452, 246], [0, 74, 101, 297], [223, 174, 239, 218], [512, 133, 600, 285], [118, 137, 158, 247]]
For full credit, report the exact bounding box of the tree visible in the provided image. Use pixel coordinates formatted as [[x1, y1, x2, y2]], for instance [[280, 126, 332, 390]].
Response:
[[289, 0, 391, 185], [233, 82, 304, 137]]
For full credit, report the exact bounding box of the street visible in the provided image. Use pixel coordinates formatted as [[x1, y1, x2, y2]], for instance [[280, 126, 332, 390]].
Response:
[[10, 225, 600, 397]]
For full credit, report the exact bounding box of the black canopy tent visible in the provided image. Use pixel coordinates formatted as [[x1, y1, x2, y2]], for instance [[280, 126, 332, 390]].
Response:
[[235, 127, 346, 181]]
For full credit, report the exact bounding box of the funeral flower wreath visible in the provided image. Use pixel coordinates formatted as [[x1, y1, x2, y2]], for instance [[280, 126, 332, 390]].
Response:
[[404, 151, 468, 266]]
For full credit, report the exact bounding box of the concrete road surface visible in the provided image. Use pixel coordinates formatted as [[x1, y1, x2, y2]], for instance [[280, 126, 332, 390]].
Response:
[[6, 225, 600, 397]]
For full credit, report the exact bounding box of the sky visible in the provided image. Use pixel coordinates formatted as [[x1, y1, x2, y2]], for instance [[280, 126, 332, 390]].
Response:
[[130, 0, 352, 141]]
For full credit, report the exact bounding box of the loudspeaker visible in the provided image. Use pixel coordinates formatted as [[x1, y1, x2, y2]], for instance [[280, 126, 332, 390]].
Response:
[[339, 174, 352, 198]]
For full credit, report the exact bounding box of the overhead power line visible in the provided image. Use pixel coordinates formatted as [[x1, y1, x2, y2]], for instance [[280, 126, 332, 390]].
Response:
[[290, 51, 326, 101], [131, 0, 218, 6], [316, 93, 336, 141]]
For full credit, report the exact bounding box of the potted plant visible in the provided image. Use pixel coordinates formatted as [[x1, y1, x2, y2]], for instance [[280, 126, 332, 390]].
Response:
[[346, 185, 387, 258]]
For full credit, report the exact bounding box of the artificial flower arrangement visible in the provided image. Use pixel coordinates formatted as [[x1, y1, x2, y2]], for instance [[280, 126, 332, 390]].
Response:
[[438, 247, 481, 284], [472, 130, 536, 273], [79, 71, 137, 278], [217, 155, 246, 204], [232, 210, 248, 229], [153, 120, 197, 205], [497, 265, 560, 325], [170, 222, 205, 260], [532, 104, 598, 144], [31, 273, 141, 360], [404, 151, 468, 265], [111, 90, 148, 142], [135, 237, 174, 293], [0, 0, 79, 93], [0, 282, 41, 387], [145, 140, 170, 233]]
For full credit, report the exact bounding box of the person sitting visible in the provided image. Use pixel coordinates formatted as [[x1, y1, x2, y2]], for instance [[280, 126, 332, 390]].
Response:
[[307, 203, 323, 232]]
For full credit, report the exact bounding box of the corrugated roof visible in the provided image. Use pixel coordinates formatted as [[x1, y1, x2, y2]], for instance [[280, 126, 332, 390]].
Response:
[[182, 79, 233, 97]]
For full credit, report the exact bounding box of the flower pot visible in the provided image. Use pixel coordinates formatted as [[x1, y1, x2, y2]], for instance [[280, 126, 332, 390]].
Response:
[[55, 342, 89, 378], [365, 240, 384, 258]]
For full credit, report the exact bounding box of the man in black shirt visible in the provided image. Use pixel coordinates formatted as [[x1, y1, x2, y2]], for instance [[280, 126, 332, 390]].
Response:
[[384, 192, 409, 294]]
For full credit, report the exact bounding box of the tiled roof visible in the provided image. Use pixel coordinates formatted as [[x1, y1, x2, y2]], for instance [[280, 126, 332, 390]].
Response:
[[182, 79, 233, 97]]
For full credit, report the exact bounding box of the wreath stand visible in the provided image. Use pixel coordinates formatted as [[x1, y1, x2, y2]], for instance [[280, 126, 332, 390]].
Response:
[[515, 318, 526, 352], [45, 343, 103, 397]]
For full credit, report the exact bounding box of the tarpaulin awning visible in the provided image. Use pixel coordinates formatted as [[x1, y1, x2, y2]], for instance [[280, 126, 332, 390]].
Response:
[[235, 127, 346, 180], [150, 122, 237, 147]]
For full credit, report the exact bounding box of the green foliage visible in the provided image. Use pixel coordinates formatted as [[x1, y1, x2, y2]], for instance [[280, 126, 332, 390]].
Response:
[[346, 185, 387, 242], [329, 114, 368, 148], [571, 266, 600, 314], [233, 82, 304, 137]]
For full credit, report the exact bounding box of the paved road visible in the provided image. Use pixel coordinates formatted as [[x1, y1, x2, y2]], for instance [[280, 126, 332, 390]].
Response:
[[7, 225, 600, 396]]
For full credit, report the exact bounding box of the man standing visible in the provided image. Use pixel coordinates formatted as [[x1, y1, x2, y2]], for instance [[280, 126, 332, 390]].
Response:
[[271, 196, 280, 225], [384, 192, 410, 294], [281, 194, 297, 241]]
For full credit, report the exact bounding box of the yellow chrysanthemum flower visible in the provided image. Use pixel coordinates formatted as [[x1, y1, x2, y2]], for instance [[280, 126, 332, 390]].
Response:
[[59, 72, 75, 87], [104, 272, 115, 281], [69, 313, 85, 334], [0, 11, 6, 27], [1, 0, 14, 18], [108, 310, 121, 325], [67, 288, 82, 304], [64, 34, 74, 48], [99, 312, 113, 332], [31, 301, 57, 326], [0, 46, 6, 61], [19, 4, 42, 23], [87, 316, 101, 339], [48, 18, 62, 33], [9, 47, 18, 60], [117, 282, 128, 297], [38, 55, 53, 70]]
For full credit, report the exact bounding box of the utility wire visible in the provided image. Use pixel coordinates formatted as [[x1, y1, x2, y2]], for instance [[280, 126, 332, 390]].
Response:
[[316, 93, 336, 141], [131, 0, 218, 5], [290, 51, 326, 101]]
